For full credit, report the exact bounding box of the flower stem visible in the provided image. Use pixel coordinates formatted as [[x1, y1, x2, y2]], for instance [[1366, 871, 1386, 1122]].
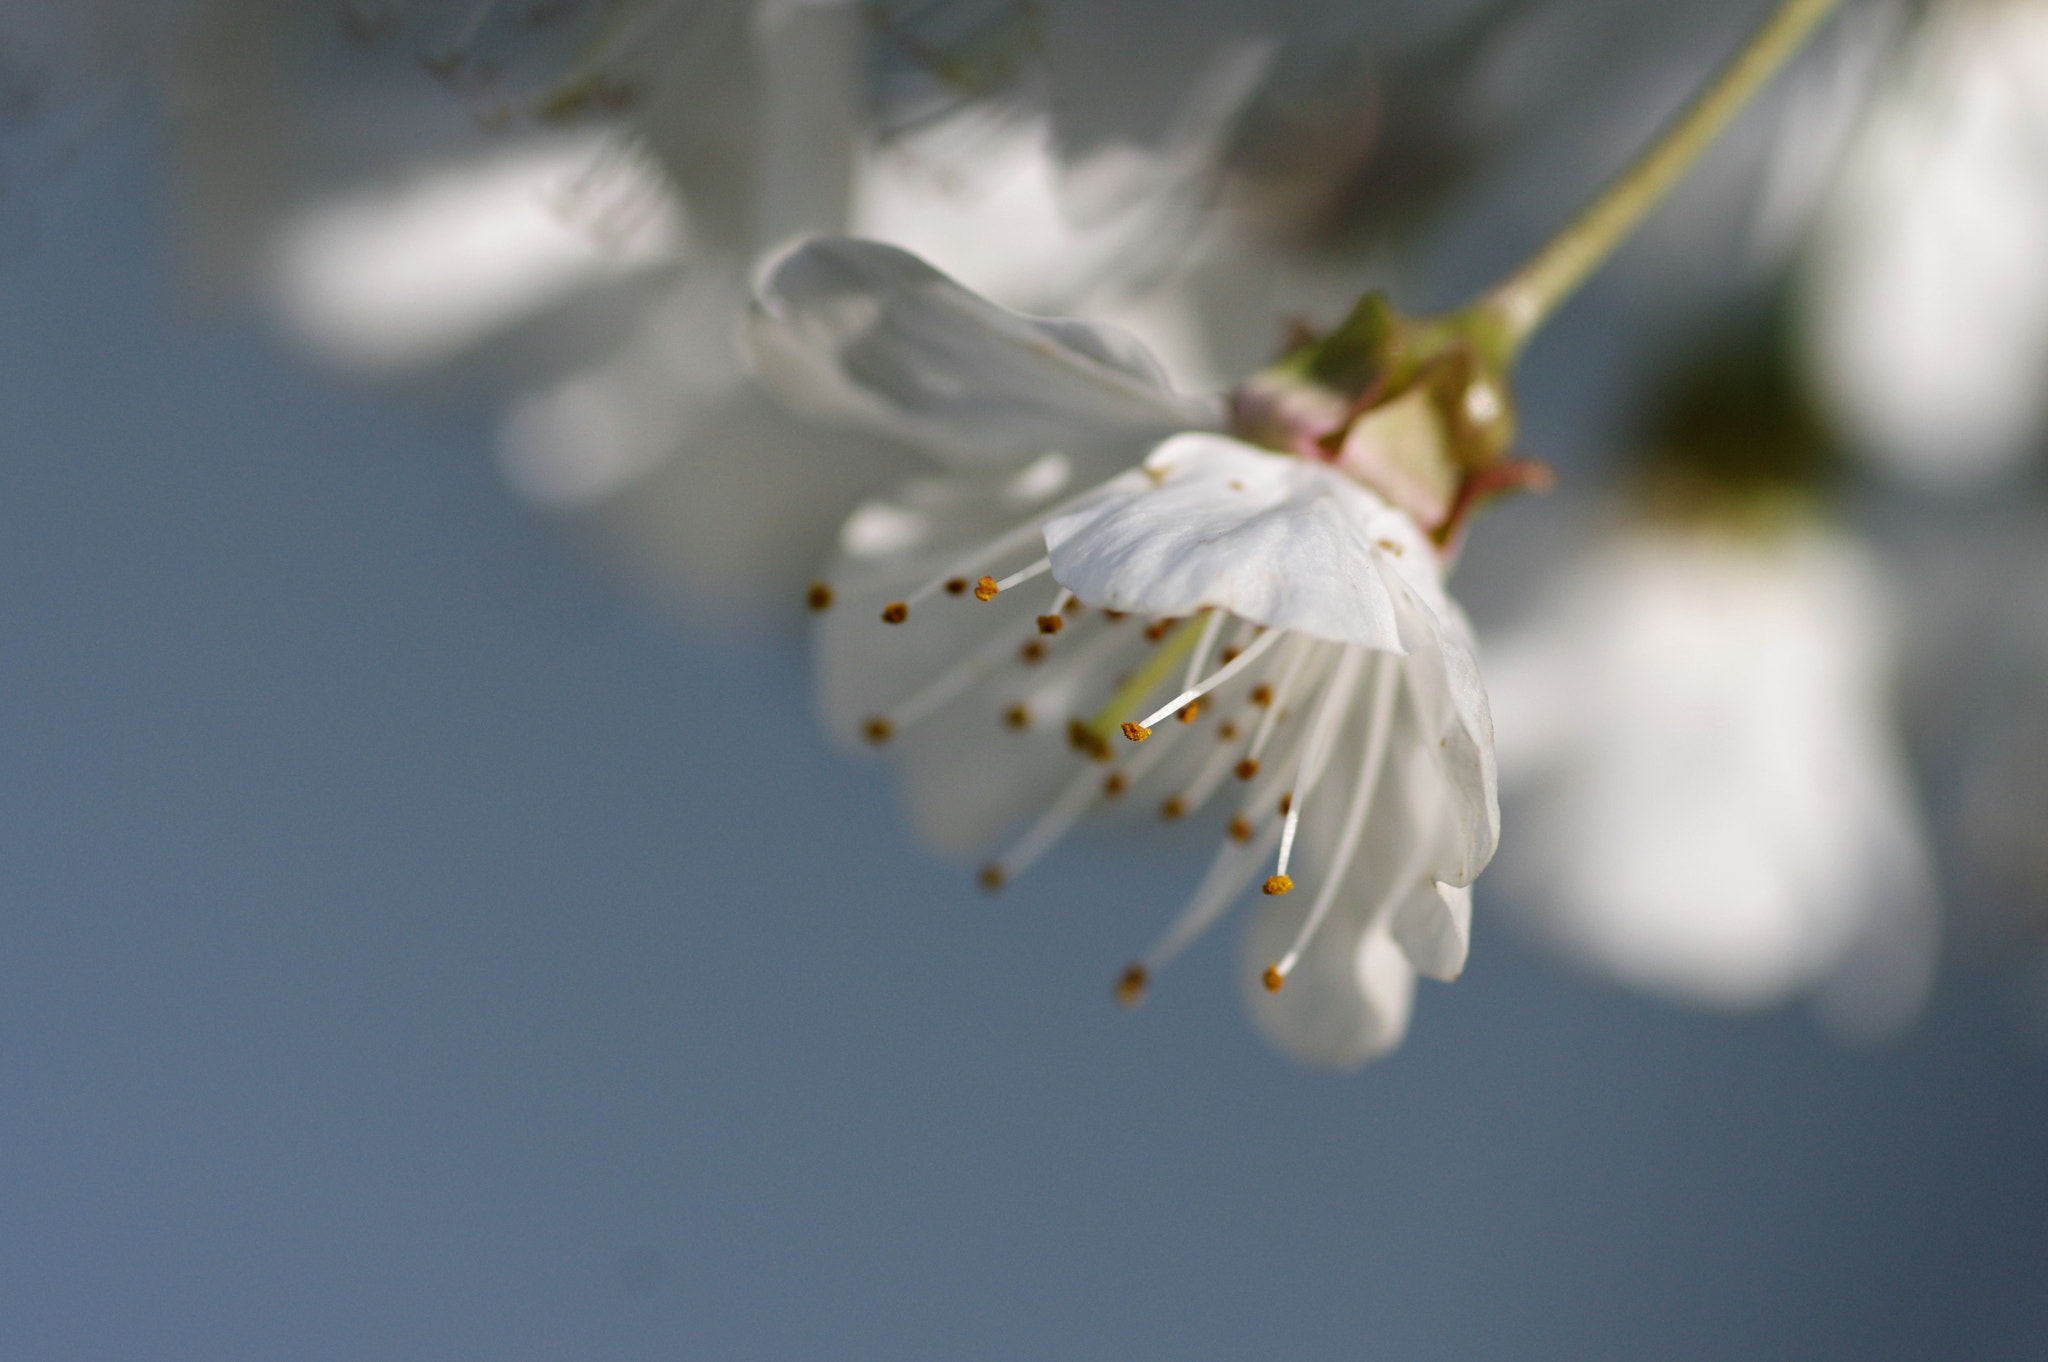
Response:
[[1477, 0, 1842, 358]]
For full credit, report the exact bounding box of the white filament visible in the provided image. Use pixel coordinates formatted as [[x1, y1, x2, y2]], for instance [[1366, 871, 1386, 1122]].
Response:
[[1137, 626, 1287, 730], [1276, 652, 1402, 976]]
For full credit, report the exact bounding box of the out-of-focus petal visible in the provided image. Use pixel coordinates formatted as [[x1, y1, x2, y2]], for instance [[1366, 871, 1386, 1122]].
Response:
[[748, 237, 1218, 466], [1243, 896, 1414, 1070]]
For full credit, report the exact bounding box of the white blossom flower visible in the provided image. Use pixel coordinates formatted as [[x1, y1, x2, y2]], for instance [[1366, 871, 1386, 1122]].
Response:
[[762, 236, 1500, 1068], [1484, 514, 1938, 1038], [1801, 0, 2048, 489]]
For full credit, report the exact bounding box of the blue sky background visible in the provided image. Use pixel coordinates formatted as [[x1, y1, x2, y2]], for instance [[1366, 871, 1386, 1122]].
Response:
[[2, 116, 2045, 1361]]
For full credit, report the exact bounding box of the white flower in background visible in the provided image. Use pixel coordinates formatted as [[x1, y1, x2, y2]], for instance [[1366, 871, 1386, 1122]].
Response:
[[760, 237, 1500, 1068], [1484, 516, 1938, 1038], [1802, 0, 2048, 489]]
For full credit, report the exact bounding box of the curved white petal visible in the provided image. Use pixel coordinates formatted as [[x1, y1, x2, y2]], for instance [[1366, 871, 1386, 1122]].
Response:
[[1043, 433, 1439, 647], [1242, 897, 1415, 1071], [1392, 881, 1472, 984], [748, 237, 1219, 466]]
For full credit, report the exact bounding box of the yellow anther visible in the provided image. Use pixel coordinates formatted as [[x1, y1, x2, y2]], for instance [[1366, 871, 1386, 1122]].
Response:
[[1234, 758, 1260, 781], [1120, 722, 1152, 743], [1227, 814, 1253, 842], [973, 575, 1000, 601], [1003, 704, 1031, 730], [1277, 793, 1292, 816], [945, 577, 969, 595], [1116, 964, 1148, 1007], [978, 863, 1006, 892], [1177, 700, 1202, 724], [881, 601, 909, 624], [806, 581, 834, 611], [1037, 614, 1064, 635], [1263, 874, 1293, 896], [1262, 964, 1286, 992], [1250, 684, 1274, 708], [862, 717, 893, 745], [1160, 796, 1186, 821]]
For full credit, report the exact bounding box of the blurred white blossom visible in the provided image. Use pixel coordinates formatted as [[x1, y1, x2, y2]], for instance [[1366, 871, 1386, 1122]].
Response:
[[1802, 0, 2048, 488], [1485, 513, 1938, 1038]]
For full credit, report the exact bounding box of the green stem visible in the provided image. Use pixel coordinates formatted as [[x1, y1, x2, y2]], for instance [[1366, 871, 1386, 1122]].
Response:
[[1478, 0, 1843, 358]]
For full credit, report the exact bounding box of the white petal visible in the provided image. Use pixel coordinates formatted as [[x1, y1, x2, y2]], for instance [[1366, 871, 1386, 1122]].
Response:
[[1243, 901, 1414, 1071], [1042, 433, 1437, 648], [747, 237, 1218, 465], [1387, 588, 1500, 886], [1392, 881, 1472, 983]]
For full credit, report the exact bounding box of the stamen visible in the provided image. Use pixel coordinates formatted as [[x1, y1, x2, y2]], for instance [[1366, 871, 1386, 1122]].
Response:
[[1251, 684, 1274, 707], [1020, 640, 1046, 664], [973, 575, 1000, 601], [1003, 704, 1031, 730], [1134, 627, 1286, 731], [899, 514, 1055, 611], [863, 717, 893, 745], [807, 581, 834, 611], [1159, 795, 1187, 821], [1116, 963, 1148, 1007], [991, 557, 1051, 596], [1262, 964, 1286, 992], [1235, 759, 1259, 780], [978, 863, 1006, 892], [1144, 618, 1179, 643], [1122, 722, 1151, 742], [1227, 814, 1253, 842], [1085, 616, 1208, 749], [1270, 646, 1368, 886], [1269, 652, 1401, 985], [1177, 701, 1202, 724], [1263, 875, 1294, 895], [881, 601, 909, 624], [946, 577, 969, 595], [1037, 614, 1064, 635]]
